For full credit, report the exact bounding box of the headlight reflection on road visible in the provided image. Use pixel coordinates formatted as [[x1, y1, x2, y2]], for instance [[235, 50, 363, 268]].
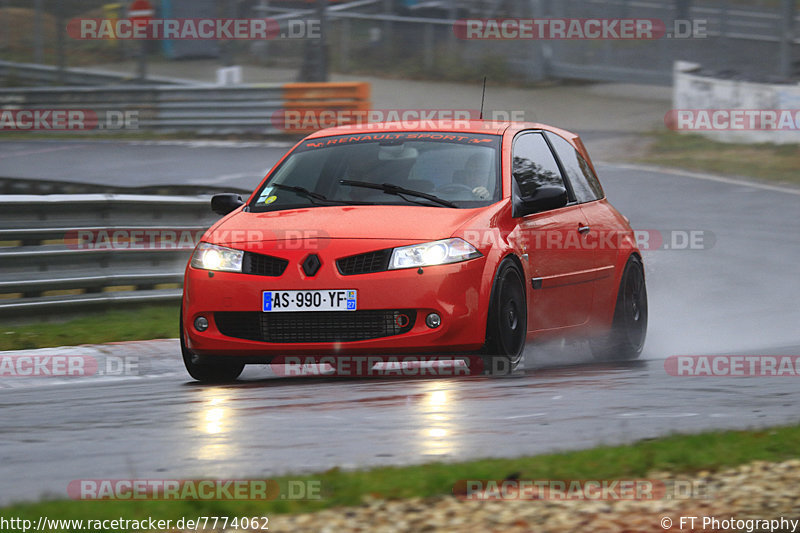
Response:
[[205, 398, 226, 434], [417, 383, 459, 457], [193, 390, 238, 461]]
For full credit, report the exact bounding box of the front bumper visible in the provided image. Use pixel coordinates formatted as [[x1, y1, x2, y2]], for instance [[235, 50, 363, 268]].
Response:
[[182, 242, 491, 358]]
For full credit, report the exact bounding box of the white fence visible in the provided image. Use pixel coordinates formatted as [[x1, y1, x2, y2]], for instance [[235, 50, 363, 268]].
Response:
[[673, 61, 800, 145]]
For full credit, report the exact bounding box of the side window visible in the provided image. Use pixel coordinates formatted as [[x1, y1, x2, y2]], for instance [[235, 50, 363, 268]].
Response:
[[511, 132, 565, 198], [545, 132, 604, 202]]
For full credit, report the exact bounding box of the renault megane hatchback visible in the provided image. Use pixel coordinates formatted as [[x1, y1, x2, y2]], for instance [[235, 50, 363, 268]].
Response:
[[181, 121, 647, 382]]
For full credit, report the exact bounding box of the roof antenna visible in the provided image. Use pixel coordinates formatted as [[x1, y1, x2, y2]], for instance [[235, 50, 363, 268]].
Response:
[[479, 76, 487, 120]]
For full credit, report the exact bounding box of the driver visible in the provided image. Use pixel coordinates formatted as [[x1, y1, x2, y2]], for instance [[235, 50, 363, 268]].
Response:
[[340, 144, 381, 200], [456, 152, 495, 200]]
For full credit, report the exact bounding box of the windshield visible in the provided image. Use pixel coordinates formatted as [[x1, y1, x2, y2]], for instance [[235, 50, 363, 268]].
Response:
[[250, 132, 502, 211]]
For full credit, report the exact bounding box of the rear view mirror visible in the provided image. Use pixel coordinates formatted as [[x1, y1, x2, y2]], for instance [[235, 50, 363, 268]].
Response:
[[211, 193, 244, 215], [513, 186, 568, 217]]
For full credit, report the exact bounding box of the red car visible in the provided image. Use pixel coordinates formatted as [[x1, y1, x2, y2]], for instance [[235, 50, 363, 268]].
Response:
[[181, 121, 647, 381]]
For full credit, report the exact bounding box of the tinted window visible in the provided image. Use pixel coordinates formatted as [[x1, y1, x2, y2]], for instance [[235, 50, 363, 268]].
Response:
[[511, 132, 565, 198], [545, 132, 604, 202]]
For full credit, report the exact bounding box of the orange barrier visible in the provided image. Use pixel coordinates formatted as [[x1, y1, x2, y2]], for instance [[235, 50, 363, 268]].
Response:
[[280, 82, 371, 133], [283, 82, 370, 102]]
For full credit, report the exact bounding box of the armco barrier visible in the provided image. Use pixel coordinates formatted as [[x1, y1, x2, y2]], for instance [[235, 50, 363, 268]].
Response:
[[0, 194, 221, 315], [0, 82, 371, 134], [0, 175, 252, 196], [0, 59, 197, 86]]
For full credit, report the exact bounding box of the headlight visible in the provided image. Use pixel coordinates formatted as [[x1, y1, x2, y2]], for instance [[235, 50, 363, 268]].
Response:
[[389, 238, 482, 270], [190, 242, 244, 272]]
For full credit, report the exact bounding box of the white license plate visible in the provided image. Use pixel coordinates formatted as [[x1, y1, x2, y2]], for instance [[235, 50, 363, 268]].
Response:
[[262, 290, 357, 312]]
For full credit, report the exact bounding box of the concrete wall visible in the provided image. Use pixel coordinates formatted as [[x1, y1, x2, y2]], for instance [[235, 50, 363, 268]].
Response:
[[673, 61, 800, 145]]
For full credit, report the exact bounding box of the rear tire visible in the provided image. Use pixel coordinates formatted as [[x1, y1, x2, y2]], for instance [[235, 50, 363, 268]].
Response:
[[180, 314, 244, 383], [590, 255, 647, 361], [481, 259, 527, 375]]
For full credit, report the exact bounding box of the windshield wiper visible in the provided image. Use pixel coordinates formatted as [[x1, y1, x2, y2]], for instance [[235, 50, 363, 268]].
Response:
[[270, 183, 331, 203], [339, 180, 457, 208]]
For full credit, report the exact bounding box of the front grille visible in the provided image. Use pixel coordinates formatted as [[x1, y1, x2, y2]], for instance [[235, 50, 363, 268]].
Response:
[[215, 310, 416, 343], [243, 251, 288, 277], [336, 248, 393, 275]]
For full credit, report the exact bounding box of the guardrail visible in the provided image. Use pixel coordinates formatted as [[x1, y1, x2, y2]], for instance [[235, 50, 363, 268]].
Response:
[[0, 60, 197, 87], [0, 176, 251, 196], [0, 194, 222, 315], [0, 81, 371, 134]]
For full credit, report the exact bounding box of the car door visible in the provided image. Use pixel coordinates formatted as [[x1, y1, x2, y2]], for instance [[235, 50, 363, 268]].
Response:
[[544, 131, 616, 310], [511, 131, 595, 331]]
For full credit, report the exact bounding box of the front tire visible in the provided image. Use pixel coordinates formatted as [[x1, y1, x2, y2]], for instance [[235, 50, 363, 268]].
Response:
[[482, 259, 527, 374], [180, 314, 244, 383], [590, 255, 647, 361]]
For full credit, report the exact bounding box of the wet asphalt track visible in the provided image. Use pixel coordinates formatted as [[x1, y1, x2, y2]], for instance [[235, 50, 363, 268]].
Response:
[[1, 140, 800, 505], [0, 139, 292, 192]]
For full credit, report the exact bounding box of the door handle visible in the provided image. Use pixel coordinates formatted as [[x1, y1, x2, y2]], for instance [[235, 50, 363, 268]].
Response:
[[578, 224, 591, 234]]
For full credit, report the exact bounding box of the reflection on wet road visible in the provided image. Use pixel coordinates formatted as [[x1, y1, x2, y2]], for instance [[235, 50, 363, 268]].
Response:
[[2, 343, 799, 505], [2, 161, 800, 505]]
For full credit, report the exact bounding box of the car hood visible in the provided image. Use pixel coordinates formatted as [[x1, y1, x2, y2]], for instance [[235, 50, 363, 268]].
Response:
[[208, 204, 490, 244]]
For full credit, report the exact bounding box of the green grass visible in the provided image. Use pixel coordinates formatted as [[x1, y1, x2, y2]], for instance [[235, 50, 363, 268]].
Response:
[[1, 423, 799, 526], [639, 131, 800, 186], [0, 303, 179, 351]]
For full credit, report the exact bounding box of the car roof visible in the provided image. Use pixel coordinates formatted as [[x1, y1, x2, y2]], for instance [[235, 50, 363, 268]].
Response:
[[304, 120, 579, 141], [301, 120, 593, 172]]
